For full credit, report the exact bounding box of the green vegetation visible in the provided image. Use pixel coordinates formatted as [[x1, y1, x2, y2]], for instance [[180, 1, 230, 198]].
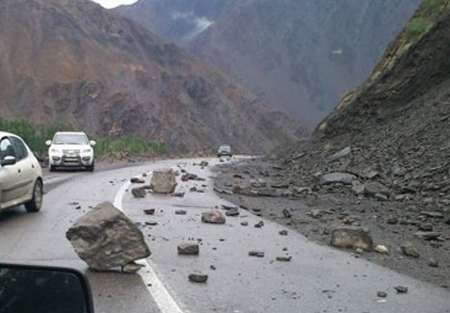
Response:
[[405, 0, 450, 41], [0, 118, 167, 158]]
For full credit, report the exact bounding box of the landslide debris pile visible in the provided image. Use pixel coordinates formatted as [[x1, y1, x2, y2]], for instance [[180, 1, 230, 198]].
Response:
[[282, 1, 450, 207]]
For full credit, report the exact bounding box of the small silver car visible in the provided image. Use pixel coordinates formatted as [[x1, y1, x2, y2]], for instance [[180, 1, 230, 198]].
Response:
[[217, 145, 232, 157], [0, 131, 43, 212]]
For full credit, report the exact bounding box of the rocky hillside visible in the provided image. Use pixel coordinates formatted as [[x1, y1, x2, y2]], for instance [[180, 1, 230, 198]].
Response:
[[0, 0, 297, 153], [117, 0, 421, 127], [285, 0, 450, 205]]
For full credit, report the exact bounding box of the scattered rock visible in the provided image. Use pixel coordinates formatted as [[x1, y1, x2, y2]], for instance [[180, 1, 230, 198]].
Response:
[[249, 251, 265, 258], [401, 242, 420, 258], [199, 161, 209, 167], [188, 273, 208, 283], [320, 173, 356, 185], [173, 192, 185, 198], [330, 227, 373, 251], [225, 208, 240, 217], [420, 211, 444, 219], [429, 258, 439, 268], [386, 217, 399, 225], [143, 209, 155, 215], [145, 221, 158, 226], [282, 209, 292, 218], [182, 173, 205, 182], [351, 181, 366, 195], [178, 243, 200, 255], [328, 146, 352, 162], [414, 231, 441, 241], [150, 169, 177, 194], [276, 256, 292, 262], [122, 262, 145, 273], [364, 182, 390, 198], [175, 210, 187, 215], [241, 221, 249, 226], [201, 211, 226, 224], [131, 187, 146, 198], [394, 286, 408, 294], [66, 202, 151, 271], [130, 177, 145, 184], [254, 221, 264, 228], [418, 223, 433, 232], [374, 244, 389, 255], [377, 291, 388, 298], [279, 230, 288, 236], [309, 209, 323, 219]]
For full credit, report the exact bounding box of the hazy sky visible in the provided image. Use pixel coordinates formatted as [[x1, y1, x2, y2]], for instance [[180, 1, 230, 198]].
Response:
[[91, 0, 139, 9]]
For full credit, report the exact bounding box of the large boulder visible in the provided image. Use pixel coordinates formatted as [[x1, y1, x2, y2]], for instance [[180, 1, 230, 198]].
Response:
[[66, 202, 151, 271], [150, 169, 177, 194], [330, 227, 373, 251]]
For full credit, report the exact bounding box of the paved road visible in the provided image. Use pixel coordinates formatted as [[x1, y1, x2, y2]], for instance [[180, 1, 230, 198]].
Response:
[[0, 158, 449, 313]]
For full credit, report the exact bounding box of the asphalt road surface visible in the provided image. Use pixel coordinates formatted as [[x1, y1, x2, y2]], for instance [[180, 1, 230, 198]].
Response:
[[0, 158, 449, 313]]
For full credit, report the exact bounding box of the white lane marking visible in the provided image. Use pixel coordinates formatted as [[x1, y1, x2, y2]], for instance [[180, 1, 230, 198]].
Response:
[[113, 179, 185, 313]]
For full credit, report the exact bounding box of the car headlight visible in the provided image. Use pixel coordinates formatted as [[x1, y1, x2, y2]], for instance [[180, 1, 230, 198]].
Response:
[[82, 149, 92, 154], [50, 148, 60, 153]]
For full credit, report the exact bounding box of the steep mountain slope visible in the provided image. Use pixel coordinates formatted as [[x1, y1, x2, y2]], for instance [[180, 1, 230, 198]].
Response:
[[117, 0, 421, 127], [116, 0, 235, 44], [285, 0, 450, 202], [0, 0, 297, 153]]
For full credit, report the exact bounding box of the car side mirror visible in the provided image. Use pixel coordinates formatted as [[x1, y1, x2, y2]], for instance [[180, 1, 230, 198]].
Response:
[[90, 140, 96, 147], [45, 140, 52, 147], [1, 155, 16, 166], [0, 263, 94, 313]]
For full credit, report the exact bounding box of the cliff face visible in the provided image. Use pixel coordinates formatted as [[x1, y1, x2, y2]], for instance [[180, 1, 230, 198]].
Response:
[[0, 0, 297, 153], [117, 0, 421, 127]]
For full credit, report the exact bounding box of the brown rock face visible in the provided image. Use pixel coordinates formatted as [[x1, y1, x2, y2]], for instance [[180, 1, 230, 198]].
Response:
[[0, 0, 297, 154]]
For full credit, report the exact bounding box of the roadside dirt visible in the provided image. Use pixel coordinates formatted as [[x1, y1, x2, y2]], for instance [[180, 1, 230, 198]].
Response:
[[213, 158, 450, 288]]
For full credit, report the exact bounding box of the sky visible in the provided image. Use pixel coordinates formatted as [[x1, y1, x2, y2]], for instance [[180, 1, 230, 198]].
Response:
[[91, 0, 139, 9]]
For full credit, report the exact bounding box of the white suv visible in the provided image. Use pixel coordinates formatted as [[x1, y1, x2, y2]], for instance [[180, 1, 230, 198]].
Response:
[[46, 132, 96, 172], [0, 131, 43, 212]]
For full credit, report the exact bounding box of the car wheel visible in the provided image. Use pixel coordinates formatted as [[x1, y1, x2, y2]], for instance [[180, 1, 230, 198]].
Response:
[[87, 162, 95, 172], [25, 180, 43, 213], [49, 165, 55, 172]]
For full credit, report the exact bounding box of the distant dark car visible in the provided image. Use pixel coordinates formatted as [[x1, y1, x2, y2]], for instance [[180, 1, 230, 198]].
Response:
[[217, 145, 232, 157]]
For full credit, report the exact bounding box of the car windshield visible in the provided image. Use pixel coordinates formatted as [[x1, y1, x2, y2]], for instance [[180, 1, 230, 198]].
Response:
[[219, 145, 231, 152], [53, 134, 88, 145]]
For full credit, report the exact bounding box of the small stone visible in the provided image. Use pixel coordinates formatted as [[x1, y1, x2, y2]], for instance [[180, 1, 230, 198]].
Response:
[[131, 187, 146, 198], [130, 177, 145, 184], [188, 273, 208, 283], [122, 262, 145, 273], [401, 242, 420, 258], [225, 208, 240, 217], [178, 243, 200, 255], [282, 209, 292, 218], [145, 221, 158, 226], [175, 210, 187, 215], [254, 221, 264, 228], [414, 231, 441, 241], [320, 173, 356, 185], [374, 244, 389, 254], [279, 230, 288, 236], [276, 256, 292, 262], [241, 221, 249, 226], [377, 291, 388, 298], [418, 223, 433, 232], [173, 192, 185, 198], [143, 209, 155, 215], [210, 265, 216, 270], [330, 227, 373, 251], [249, 251, 265, 258], [394, 286, 408, 294], [201, 211, 226, 224], [386, 217, 398, 225], [429, 258, 439, 268], [309, 209, 323, 219]]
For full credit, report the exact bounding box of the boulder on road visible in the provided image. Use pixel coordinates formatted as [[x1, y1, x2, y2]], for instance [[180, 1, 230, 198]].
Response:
[[66, 202, 151, 271], [150, 169, 177, 194], [330, 227, 373, 251], [320, 173, 356, 185], [131, 187, 146, 198], [178, 243, 200, 255], [201, 211, 226, 224]]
